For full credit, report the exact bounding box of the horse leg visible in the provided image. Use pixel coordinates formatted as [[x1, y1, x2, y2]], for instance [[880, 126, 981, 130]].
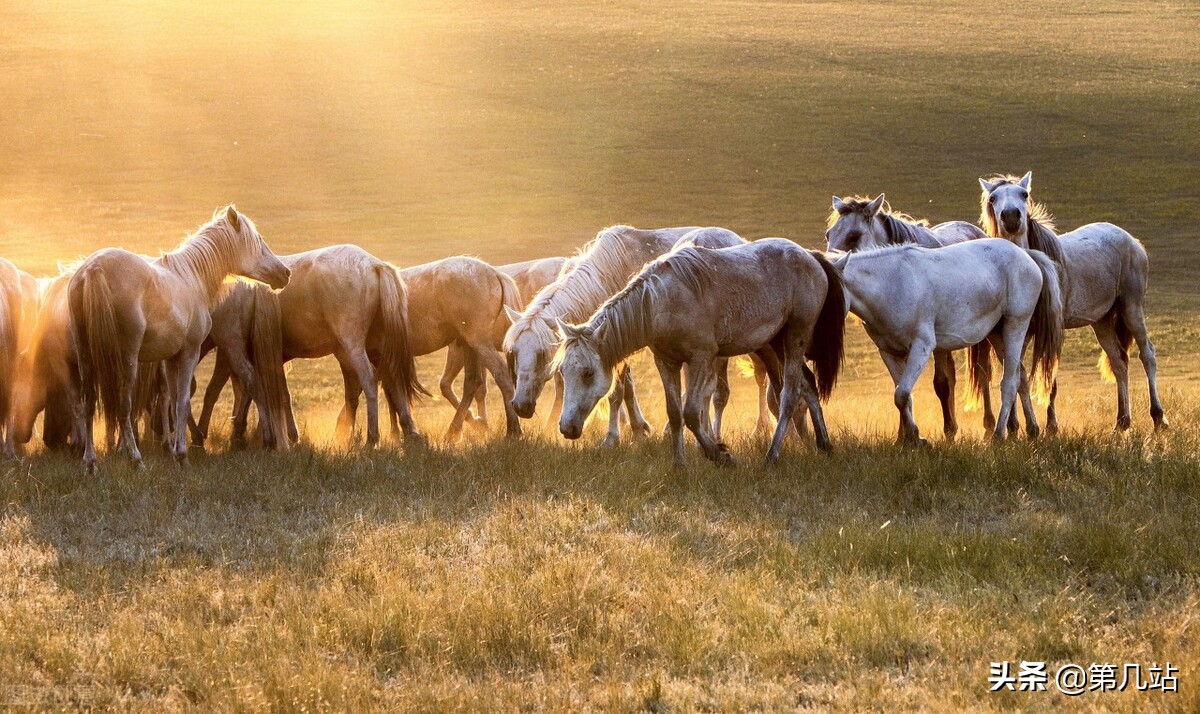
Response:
[[894, 340, 933, 446], [470, 341, 522, 439], [1093, 318, 1132, 432], [378, 366, 422, 445], [335, 359, 361, 444], [1121, 300, 1167, 429], [1016, 362, 1041, 440], [711, 358, 731, 441], [682, 358, 730, 465], [223, 346, 257, 449], [439, 341, 470, 419], [978, 344, 997, 431], [1045, 379, 1059, 436], [445, 350, 486, 441], [166, 347, 200, 465], [343, 348, 380, 447], [932, 349, 958, 440], [194, 350, 233, 447], [601, 364, 628, 447], [114, 348, 145, 468], [751, 355, 773, 438], [653, 355, 687, 467], [992, 326, 1025, 442], [766, 342, 809, 462], [622, 366, 653, 439], [472, 367, 489, 427]]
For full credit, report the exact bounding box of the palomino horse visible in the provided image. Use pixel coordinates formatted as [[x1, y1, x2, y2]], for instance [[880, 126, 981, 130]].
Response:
[[833, 239, 1063, 444], [556, 239, 845, 466], [68, 206, 290, 472], [440, 256, 567, 428], [187, 280, 291, 450], [977, 172, 1166, 433], [386, 256, 524, 440], [0, 258, 24, 457], [826, 194, 989, 438], [12, 272, 83, 452], [275, 245, 425, 447]]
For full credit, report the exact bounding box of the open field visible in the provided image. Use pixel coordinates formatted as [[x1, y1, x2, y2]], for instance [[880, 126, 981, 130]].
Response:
[[2, 0, 1199, 710]]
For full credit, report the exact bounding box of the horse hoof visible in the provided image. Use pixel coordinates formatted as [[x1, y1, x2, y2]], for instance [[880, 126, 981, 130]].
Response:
[[404, 432, 428, 450], [84, 461, 96, 476], [601, 435, 620, 448], [1154, 418, 1170, 432], [1046, 423, 1059, 437]]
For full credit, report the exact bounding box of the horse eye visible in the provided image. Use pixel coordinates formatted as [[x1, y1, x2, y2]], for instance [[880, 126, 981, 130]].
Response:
[[988, 195, 996, 204], [581, 369, 594, 383], [1019, 191, 1028, 200]]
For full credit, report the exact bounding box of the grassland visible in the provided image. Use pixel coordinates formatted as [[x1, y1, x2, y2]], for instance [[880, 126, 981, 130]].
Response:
[[2, 0, 1199, 710]]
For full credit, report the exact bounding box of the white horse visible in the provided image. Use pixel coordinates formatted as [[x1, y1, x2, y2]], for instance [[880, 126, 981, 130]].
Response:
[[504, 225, 699, 445], [833, 239, 1063, 443], [556, 239, 845, 466], [977, 172, 1166, 432], [826, 194, 989, 438]]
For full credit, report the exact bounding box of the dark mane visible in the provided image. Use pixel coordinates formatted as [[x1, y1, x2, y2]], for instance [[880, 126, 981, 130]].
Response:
[[827, 196, 934, 245]]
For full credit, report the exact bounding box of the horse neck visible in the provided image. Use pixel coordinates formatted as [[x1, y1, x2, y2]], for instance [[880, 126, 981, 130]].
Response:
[[592, 280, 653, 369], [161, 229, 240, 303]]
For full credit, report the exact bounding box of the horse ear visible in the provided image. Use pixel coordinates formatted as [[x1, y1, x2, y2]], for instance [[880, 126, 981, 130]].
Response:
[[830, 251, 850, 272], [504, 305, 523, 324], [832, 196, 848, 213], [556, 318, 582, 339], [225, 205, 240, 230], [867, 194, 886, 216], [1017, 171, 1032, 190], [979, 177, 998, 194]]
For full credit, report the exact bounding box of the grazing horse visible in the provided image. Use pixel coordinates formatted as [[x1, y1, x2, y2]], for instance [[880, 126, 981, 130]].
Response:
[[12, 272, 83, 452], [826, 194, 990, 438], [977, 172, 1166, 432], [440, 256, 567, 428], [0, 258, 24, 457], [188, 280, 292, 450], [833, 240, 1063, 444], [275, 245, 425, 447], [556, 239, 846, 466], [504, 225, 699, 445], [382, 256, 524, 440], [68, 206, 290, 472]]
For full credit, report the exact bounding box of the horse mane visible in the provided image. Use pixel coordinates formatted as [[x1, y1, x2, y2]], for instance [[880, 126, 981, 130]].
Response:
[[505, 226, 655, 351], [554, 247, 716, 370], [978, 175, 1065, 265], [827, 196, 933, 245], [158, 206, 255, 303], [839, 243, 921, 260]]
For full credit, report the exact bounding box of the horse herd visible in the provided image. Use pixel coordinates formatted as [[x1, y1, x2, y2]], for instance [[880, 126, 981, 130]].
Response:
[[0, 171, 1167, 471]]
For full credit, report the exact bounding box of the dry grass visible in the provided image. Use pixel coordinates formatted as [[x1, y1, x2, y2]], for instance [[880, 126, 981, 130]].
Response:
[[3, 0, 1200, 710]]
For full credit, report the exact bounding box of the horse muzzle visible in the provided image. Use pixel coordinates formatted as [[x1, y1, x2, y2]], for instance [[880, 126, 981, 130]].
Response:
[[559, 422, 582, 440], [512, 398, 536, 420]]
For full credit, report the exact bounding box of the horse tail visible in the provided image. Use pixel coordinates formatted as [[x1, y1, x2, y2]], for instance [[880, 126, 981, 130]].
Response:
[[1097, 299, 1132, 383], [74, 267, 124, 429], [0, 285, 14, 429], [249, 283, 291, 449], [1028, 250, 1065, 401], [966, 342, 990, 412], [808, 251, 846, 402], [375, 263, 428, 401], [497, 269, 522, 322]]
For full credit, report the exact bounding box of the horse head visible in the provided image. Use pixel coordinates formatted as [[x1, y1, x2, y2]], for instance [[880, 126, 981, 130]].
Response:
[[979, 172, 1032, 245], [826, 194, 888, 252], [504, 313, 557, 419], [220, 205, 291, 289], [554, 316, 610, 440]]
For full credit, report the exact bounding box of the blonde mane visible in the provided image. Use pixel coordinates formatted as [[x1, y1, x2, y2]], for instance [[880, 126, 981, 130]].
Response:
[[978, 175, 1065, 266], [504, 225, 665, 351], [158, 206, 257, 304]]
